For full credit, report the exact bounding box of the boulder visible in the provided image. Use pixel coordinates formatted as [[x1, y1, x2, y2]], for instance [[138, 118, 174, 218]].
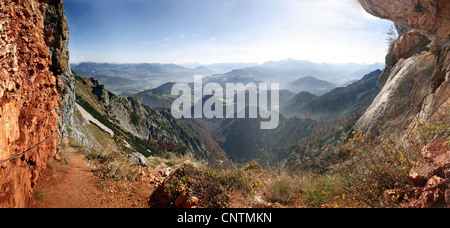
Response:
[[128, 152, 148, 167]]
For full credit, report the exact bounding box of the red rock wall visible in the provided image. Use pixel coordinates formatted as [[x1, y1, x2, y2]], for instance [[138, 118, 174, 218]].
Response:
[[0, 0, 60, 208]]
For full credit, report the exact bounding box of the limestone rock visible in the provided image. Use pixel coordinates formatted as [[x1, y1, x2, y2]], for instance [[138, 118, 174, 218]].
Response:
[[356, 37, 450, 140], [128, 152, 148, 167], [358, 0, 450, 41], [43, 0, 75, 139], [356, 0, 449, 141], [379, 30, 430, 88]]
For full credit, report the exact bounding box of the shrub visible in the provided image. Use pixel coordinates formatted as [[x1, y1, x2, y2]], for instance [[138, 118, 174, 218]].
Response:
[[265, 174, 299, 205], [411, 110, 450, 150], [84, 149, 110, 164], [85, 149, 139, 181], [385, 24, 398, 52], [299, 174, 348, 207], [338, 130, 420, 207], [104, 156, 139, 181], [444, 139, 450, 148], [164, 164, 263, 208]]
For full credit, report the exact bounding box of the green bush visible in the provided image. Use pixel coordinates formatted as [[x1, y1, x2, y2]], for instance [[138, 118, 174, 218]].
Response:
[[299, 174, 348, 207]]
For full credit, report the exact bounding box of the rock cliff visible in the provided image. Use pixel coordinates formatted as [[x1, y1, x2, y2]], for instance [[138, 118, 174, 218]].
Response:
[[356, 0, 450, 140], [0, 0, 70, 208], [43, 0, 75, 137]]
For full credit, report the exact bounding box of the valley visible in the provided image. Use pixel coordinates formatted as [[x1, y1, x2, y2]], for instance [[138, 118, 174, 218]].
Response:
[[25, 48, 450, 208]]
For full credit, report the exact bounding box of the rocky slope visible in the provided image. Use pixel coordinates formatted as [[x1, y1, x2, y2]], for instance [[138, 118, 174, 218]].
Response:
[[0, 0, 66, 208], [69, 74, 223, 160], [130, 82, 178, 109], [355, 0, 449, 208], [356, 0, 450, 140]]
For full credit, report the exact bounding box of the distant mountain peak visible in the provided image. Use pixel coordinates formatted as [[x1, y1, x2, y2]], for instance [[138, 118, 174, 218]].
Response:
[[287, 76, 336, 95]]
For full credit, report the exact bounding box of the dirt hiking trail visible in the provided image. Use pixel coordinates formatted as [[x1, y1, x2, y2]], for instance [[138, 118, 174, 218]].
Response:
[[28, 137, 154, 208]]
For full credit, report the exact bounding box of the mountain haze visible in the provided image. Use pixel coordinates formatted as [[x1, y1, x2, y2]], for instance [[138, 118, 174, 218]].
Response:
[[71, 60, 385, 97], [282, 69, 382, 120], [286, 76, 337, 95]]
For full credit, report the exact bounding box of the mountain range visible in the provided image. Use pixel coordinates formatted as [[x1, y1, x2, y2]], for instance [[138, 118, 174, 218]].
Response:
[[174, 69, 383, 164], [281, 69, 382, 120], [71, 60, 384, 96], [69, 72, 225, 160]]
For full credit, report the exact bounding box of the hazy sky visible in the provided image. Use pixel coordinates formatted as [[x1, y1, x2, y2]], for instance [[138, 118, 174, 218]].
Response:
[[65, 0, 393, 65]]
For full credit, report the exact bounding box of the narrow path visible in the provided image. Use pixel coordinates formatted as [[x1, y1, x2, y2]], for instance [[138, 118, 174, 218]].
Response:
[[29, 137, 105, 208], [28, 137, 157, 208]]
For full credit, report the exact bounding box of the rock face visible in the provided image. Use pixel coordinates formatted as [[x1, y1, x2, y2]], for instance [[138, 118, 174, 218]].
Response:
[[378, 30, 431, 88], [356, 0, 450, 140], [357, 0, 450, 208], [358, 0, 450, 41], [0, 0, 68, 207], [43, 0, 75, 137]]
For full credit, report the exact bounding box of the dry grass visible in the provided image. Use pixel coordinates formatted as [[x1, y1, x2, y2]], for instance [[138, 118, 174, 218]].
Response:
[[35, 187, 53, 202], [338, 130, 419, 207], [105, 156, 140, 181], [56, 147, 71, 165], [83, 147, 140, 181], [264, 174, 299, 205]]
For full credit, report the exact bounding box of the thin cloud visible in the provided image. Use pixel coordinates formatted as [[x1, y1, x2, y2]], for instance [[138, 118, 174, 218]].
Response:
[[66, 0, 392, 64]]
